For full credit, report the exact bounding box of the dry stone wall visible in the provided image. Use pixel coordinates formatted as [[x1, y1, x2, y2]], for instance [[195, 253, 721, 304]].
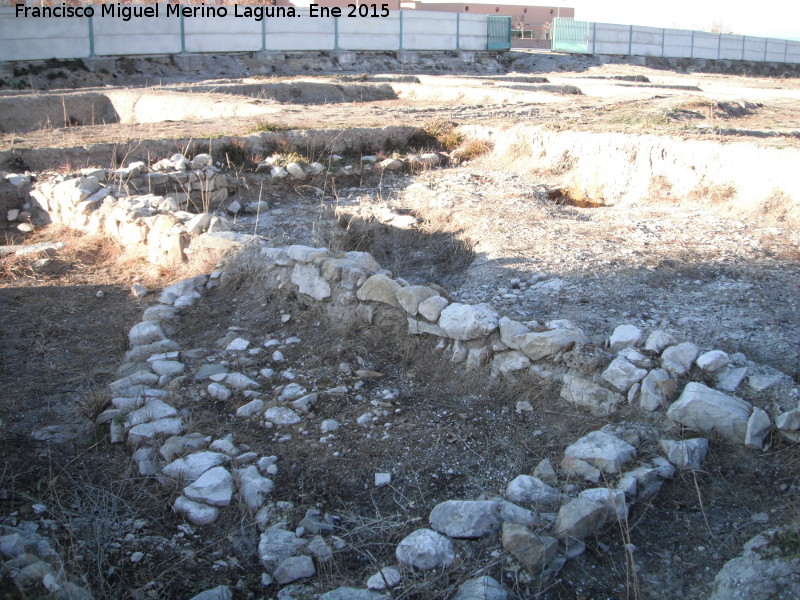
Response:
[[16, 152, 800, 596], [95, 234, 799, 596], [24, 147, 441, 265]]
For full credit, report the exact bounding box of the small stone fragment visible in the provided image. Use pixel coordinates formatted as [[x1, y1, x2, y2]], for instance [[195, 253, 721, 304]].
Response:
[[395, 528, 455, 571], [609, 325, 642, 351], [274, 555, 315, 585], [502, 523, 558, 574], [659, 438, 709, 470], [366, 567, 402, 591], [429, 500, 500, 539], [505, 475, 560, 507]]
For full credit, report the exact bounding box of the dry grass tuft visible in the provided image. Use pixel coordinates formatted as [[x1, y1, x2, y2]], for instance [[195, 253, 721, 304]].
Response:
[[450, 138, 494, 164], [688, 182, 738, 206]]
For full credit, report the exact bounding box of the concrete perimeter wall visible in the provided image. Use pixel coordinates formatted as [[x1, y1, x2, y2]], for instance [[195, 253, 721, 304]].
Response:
[[554, 18, 800, 65], [0, 7, 493, 61]]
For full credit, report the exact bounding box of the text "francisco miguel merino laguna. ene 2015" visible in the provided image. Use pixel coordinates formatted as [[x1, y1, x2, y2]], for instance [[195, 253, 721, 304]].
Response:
[[15, 3, 325, 21]]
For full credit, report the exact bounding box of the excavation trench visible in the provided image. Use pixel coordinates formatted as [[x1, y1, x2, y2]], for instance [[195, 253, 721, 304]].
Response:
[[0, 80, 399, 133]]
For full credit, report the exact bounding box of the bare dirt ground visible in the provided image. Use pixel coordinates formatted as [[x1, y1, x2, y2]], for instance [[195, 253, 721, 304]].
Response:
[[4, 53, 800, 152], [1, 51, 800, 599]]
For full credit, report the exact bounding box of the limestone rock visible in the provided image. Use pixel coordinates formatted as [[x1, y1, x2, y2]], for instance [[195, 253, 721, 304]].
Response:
[[225, 337, 249, 352], [125, 339, 181, 362], [579, 488, 628, 521], [407, 318, 448, 337], [396, 286, 437, 315], [429, 500, 500, 539], [395, 528, 455, 571], [127, 418, 185, 448], [183, 466, 233, 507], [319, 588, 389, 600], [661, 342, 699, 376], [747, 367, 793, 392], [265, 407, 303, 426], [644, 330, 676, 353], [745, 408, 772, 449], [776, 410, 800, 442], [292, 263, 331, 301], [659, 438, 709, 470], [258, 528, 307, 571], [298, 509, 334, 535], [559, 372, 626, 417], [716, 366, 749, 392], [515, 329, 588, 361], [465, 347, 490, 370], [286, 245, 329, 263], [366, 567, 402, 590], [188, 586, 232, 600], [173, 495, 219, 526], [308, 535, 333, 563], [159, 432, 209, 461], [142, 304, 179, 322], [162, 451, 229, 483], [499, 317, 530, 350], [666, 382, 752, 443], [236, 465, 274, 511], [559, 456, 601, 482], [501, 523, 558, 574], [709, 528, 800, 600], [696, 350, 730, 373], [491, 351, 531, 378], [439, 303, 499, 341], [356, 274, 402, 307], [564, 430, 637, 473], [286, 162, 306, 180], [109, 369, 160, 396], [378, 158, 403, 171], [236, 398, 265, 418], [150, 360, 184, 377], [533, 458, 557, 484], [125, 398, 178, 429], [277, 383, 307, 401], [274, 555, 315, 585], [410, 152, 440, 167], [418, 295, 448, 322], [496, 500, 537, 527], [505, 475, 560, 507], [224, 372, 259, 390], [452, 576, 509, 600], [207, 383, 231, 401], [620, 464, 664, 499], [601, 357, 647, 393], [617, 347, 652, 368], [609, 325, 642, 351], [639, 368, 676, 412], [195, 363, 227, 380], [552, 497, 607, 541], [0, 533, 25, 559], [159, 275, 208, 304]]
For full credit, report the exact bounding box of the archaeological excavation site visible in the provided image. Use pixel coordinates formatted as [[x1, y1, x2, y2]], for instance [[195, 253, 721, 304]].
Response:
[[1, 49, 800, 600]]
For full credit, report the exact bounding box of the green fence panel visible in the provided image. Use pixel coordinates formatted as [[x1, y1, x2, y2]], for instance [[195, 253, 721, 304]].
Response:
[[552, 17, 590, 53], [487, 16, 511, 51]]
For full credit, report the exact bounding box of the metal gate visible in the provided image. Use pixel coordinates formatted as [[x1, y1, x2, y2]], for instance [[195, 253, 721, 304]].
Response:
[[551, 17, 590, 53], [487, 16, 512, 51]]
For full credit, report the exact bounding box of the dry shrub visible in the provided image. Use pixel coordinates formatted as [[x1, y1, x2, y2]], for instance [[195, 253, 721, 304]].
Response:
[[451, 138, 494, 164], [77, 384, 111, 421], [688, 181, 738, 206], [647, 174, 676, 203], [407, 119, 463, 152]]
